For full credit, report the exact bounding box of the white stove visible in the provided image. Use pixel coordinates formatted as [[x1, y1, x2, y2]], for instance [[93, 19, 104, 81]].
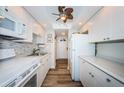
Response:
[[0, 49, 40, 87]]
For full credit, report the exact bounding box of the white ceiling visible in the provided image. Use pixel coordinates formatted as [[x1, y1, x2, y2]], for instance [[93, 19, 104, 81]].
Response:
[[24, 6, 102, 31]]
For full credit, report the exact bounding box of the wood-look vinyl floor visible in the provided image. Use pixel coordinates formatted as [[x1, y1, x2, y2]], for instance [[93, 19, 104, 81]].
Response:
[[41, 59, 83, 87]]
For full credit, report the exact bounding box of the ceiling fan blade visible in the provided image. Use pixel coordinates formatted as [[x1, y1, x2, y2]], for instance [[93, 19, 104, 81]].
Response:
[[58, 6, 65, 13], [65, 8, 73, 14], [52, 13, 60, 16], [67, 14, 73, 20], [56, 17, 60, 21]]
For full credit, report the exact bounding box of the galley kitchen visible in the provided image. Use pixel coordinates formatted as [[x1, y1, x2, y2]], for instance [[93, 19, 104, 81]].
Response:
[[0, 6, 124, 87]]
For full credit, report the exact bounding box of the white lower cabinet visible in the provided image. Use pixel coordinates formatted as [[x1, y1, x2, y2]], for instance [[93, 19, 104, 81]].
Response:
[[80, 59, 101, 87], [80, 59, 124, 87], [94, 66, 124, 87], [37, 55, 49, 87], [37, 63, 44, 87]]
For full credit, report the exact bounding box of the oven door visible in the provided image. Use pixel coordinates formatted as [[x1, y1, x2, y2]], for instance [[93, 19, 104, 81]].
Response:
[[18, 70, 38, 87], [23, 73, 37, 87]]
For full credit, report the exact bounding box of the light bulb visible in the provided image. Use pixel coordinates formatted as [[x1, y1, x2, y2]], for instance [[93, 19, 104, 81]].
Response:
[[60, 16, 66, 20], [60, 14, 67, 21]]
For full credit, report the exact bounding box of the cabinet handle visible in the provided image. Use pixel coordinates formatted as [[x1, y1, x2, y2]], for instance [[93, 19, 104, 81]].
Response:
[[5, 8, 8, 12], [89, 72, 94, 78], [89, 72, 92, 75], [91, 75, 94, 78], [106, 78, 111, 82], [23, 24, 26, 26], [107, 37, 110, 40]]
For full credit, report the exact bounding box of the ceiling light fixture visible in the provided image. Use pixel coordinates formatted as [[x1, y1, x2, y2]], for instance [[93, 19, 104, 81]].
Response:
[[60, 14, 67, 21], [79, 22, 82, 25], [52, 6, 73, 23]]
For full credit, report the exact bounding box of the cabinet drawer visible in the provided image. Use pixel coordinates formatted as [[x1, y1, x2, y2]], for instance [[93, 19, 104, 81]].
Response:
[[80, 60, 102, 87], [80, 57, 124, 87], [93, 66, 124, 87]]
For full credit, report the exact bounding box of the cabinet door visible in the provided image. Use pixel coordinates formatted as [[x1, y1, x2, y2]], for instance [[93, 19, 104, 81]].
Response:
[[80, 59, 88, 86], [40, 56, 49, 79], [80, 59, 103, 87], [84, 62, 103, 87], [42, 58, 48, 76], [89, 7, 112, 42], [80, 59, 99, 87], [37, 64, 44, 87], [32, 22, 44, 37], [110, 7, 124, 40]]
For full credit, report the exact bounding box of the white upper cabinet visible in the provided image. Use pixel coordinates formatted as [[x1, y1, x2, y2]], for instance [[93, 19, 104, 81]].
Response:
[[89, 7, 112, 42], [110, 7, 124, 40], [89, 7, 124, 42], [32, 22, 45, 37], [80, 22, 91, 33]]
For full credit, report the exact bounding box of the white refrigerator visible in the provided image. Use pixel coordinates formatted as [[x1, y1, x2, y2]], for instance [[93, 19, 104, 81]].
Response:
[[69, 34, 95, 81]]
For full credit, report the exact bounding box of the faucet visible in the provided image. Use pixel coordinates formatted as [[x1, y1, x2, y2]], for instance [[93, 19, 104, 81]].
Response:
[[33, 48, 40, 55]]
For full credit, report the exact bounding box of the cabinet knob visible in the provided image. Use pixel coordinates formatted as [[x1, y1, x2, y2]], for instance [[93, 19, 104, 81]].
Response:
[[107, 37, 110, 40], [23, 24, 26, 26], [106, 78, 111, 82], [5, 8, 8, 12], [91, 75, 94, 78], [103, 38, 106, 40], [89, 72, 92, 75]]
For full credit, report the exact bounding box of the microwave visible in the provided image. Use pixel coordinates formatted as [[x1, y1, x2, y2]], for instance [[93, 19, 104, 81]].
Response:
[[0, 8, 25, 39]]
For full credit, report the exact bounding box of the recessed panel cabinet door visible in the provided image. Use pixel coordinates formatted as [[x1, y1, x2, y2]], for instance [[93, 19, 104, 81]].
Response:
[[80, 59, 102, 87], [89, 6, 124, 42], [80, 60, 88, 86], [110, 7, 124, 40], [37, 64, 44, 87], [89, 7, 112, 42]]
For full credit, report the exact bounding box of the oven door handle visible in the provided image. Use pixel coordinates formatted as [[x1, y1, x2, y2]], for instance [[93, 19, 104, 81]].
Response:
[[15, 64, 40, 87]]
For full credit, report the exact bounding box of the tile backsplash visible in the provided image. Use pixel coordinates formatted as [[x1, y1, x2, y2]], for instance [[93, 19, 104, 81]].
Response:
[[0, 38, 36, 56]]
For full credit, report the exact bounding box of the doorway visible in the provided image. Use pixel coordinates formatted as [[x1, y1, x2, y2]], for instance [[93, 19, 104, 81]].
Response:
[[56, 36, 68, 59], [55, 30, 68, 68]]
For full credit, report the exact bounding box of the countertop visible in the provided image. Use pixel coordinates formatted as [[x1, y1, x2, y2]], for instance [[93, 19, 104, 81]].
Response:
[[79, 56, 124, 84], [0, 54, 48, 86]]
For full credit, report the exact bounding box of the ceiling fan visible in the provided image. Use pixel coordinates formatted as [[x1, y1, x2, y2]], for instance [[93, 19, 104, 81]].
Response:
[[52, 6, 73, 23]]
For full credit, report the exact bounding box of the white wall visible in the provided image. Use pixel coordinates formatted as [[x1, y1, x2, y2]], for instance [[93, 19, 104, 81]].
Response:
[[56, 36, 68, 59], [97, 42, 124, 63]]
